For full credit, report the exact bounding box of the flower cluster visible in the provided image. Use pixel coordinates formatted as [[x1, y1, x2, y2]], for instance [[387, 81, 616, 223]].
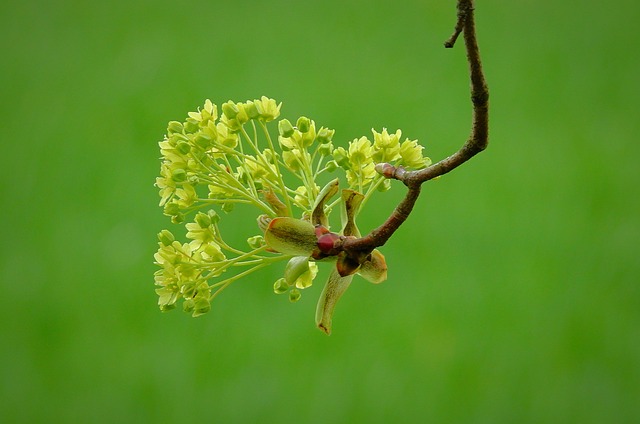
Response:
[[154, 97, 430, 330], [333, 128, 431, 193]]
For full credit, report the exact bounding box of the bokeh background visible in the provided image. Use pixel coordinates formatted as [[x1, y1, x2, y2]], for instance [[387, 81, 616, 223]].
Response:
[[1, 0, 639, 422]]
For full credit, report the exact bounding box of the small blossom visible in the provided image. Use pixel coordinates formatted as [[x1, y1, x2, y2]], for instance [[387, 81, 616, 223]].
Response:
[[247, 235, 265, 249], [185, 219, 217, 248], [273, 278, 288, 294], [332, 147, 350, 169], [348, 136, 373, 167], [294, 185, 311, 209], [346, 163, 376, 188], [372, 128, 402, 163], [158, 229, 175, 246], [278, 119, 295, 138], [156, 168, 175, 206], [289, 288, 302, 302], [215, 122, 239, 148], [254, 96, 281, 121], [175, 184, 197, 209], [201, 242, 226, 263], [399, 138, 430, 169], [316, 127, 335, 144]]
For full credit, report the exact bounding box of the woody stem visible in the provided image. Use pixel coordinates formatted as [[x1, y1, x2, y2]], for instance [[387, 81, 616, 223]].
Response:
[[341, 0, 489, 256]]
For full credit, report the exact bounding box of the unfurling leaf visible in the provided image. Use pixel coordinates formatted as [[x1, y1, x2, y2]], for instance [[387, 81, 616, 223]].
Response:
[[341, 189, 364, 237], [264, 217, 316, 256], [336, 253, 360, 277], [358, 249, 388, 284], [311, 178, 339, 227], [315, 269, 354, 335]]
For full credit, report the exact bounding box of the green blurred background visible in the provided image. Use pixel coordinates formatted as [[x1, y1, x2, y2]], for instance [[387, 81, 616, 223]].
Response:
[[2, 0, 639, 422]]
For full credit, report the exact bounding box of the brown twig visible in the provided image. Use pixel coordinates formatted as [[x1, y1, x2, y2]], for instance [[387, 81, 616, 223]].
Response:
[[341, 0, 489, 256]]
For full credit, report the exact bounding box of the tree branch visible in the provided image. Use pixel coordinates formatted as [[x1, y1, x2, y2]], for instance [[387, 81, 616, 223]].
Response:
[[341, 0, 489, 255]]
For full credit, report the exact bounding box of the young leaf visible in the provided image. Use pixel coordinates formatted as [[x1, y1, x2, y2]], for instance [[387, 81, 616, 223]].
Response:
[[264, 217, 317, 256]]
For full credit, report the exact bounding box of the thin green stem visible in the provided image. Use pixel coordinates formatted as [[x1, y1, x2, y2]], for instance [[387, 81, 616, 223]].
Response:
[[209, 262, 270, 300], [192, 153, 274, 215], [208, 253, 292, 299], [259, 120, 293, 214], [360, 174, 386, 211], [203, 245, 270, 278]]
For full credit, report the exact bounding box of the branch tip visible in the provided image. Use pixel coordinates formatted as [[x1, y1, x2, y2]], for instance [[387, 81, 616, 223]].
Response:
[[337, 0, 488, 256], [375, 163, 405, 181]]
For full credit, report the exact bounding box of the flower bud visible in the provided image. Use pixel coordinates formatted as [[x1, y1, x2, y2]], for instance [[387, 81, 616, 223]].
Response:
[[273, 278, 289, 294], [176, 140, 191, 155], [171, 168, 187, 183], [194, 133, 212, 149], [316, 127, 335, 144], [296, 116, 310, 133], [301, 121, 316, 147], [184, 120, 199, 133], [222, 202, 235, 213], [235, 103, 250, 125], [325, 160, 338, 172], [247, 235, 265, 249], [157, 229, 175, 246], [163, 202, 180, 216], [183, 299, 195, 313], [332, 147, 350, 169], [222, 101, 239, 119], [167, 121, 184, 134], [289, 288, 301, 303], [192, 297, 211, 317], [317, 142, 333, 156], [316, 233, 340, 256], [195, 212, 212, 228], [244, 101, 260, 119], [278, 119, 295, 138], [262, 148, 278, 164], [282, 151, 300, 171], [159, 303, 176, 312], [181, 282, 196, 299]]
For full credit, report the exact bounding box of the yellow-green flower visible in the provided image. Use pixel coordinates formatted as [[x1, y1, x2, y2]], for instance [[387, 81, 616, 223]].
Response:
[[185, 215, 217, 248], [348, 136, 373, 167], [399, 138, 431, 169], [372, 128, 402, 163], [175, 184, 197, 209], [253, 96, 281, 121]]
